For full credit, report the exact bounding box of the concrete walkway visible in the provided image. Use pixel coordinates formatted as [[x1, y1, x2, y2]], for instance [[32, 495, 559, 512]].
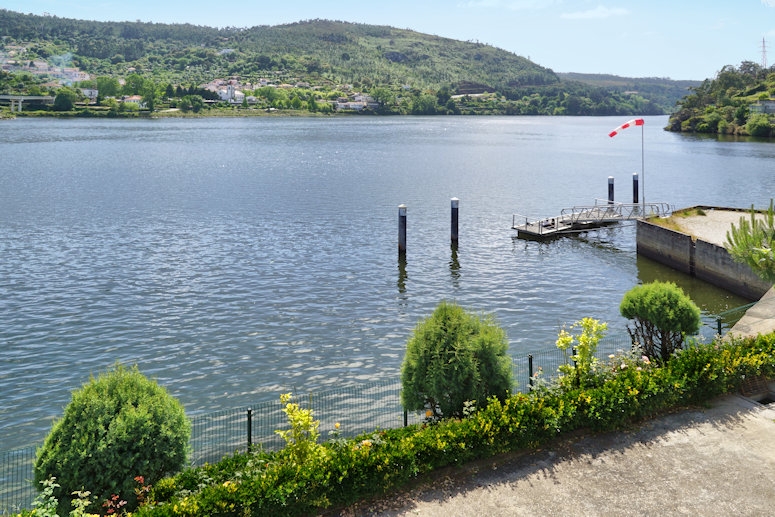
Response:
[[729, 286, 775, 338], [340, 394, 775, 516]]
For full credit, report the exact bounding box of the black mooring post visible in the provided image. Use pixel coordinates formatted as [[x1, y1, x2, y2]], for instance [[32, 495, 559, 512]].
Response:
[[633, 173, 639, 204], [717, 317, 722, 336], [247, 408, 253, 450], [608, 176, 614, 204], [398, 204, 407, 255], [451, 197, 459, 243], [528, 354, 534, 387]]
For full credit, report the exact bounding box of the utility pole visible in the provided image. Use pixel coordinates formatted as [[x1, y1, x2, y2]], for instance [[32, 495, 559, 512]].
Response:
[[762, 37, 768, 70]]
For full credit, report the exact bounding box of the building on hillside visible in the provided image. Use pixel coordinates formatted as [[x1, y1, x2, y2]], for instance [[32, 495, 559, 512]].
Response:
[[750, 99, 775, 114], [80, 89, 98, 103], [217, 84, 248, 104], [122, 95, 146, 109]]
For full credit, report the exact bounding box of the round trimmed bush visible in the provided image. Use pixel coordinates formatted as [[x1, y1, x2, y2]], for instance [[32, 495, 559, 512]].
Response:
[[401, 301, 513, 419], [34, 363, 190, 514], [620, 281, 701, 362]]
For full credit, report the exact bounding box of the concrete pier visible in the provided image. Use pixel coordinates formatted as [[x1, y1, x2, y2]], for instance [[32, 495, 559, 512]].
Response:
[[635, 205, 775, 338], [636, 206, 770, 301]]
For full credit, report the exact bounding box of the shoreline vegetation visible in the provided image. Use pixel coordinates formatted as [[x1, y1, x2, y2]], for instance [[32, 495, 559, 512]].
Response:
[[4, 11, 775, 136], [1, 11, 694, 119], [14, 331, 775, 517], [667, 61, 775, 137]]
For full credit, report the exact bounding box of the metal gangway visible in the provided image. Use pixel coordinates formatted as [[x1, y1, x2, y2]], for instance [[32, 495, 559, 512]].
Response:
[[512, 200, 672, 239]]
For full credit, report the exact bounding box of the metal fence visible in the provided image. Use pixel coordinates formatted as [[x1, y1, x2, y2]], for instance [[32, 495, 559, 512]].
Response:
[[0, 334, 671, 514]]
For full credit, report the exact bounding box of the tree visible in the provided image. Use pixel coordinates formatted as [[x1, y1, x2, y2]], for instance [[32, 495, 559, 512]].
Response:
[[400, 301, 512, 419], [725, 200, 775, 284], [122, 73, 146, 96], [53, 86, 79, 111], [141, 80, 157, 112], [746, 113, 771, 137], [34, 364, 190, 515], [411, 93, 438, 115], [619, 281, 701, 362], [436, 85, 451, 105], [370, 86, 395, 112], [179, 94, 204, 113], [96, 76, 121, 98]]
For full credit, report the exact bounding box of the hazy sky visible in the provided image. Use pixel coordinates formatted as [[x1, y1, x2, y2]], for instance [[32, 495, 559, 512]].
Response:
[[6, 1, 775, 80]]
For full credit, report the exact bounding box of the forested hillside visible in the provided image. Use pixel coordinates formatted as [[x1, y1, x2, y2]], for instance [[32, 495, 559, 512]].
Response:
[[667, 61, 775, 136], [0, 10, 693, 116]]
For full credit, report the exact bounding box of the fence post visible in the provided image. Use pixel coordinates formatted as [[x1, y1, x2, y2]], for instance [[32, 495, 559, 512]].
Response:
[[403, 410, 408, 427], [247, 409, 252, 451], [528, 354, 534, 387]]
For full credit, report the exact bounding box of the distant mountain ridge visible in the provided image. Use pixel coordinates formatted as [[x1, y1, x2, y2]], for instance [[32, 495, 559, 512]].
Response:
[[0, 10, 697, 115]]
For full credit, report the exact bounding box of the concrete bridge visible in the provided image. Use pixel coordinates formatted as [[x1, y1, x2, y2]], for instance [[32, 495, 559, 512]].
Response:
[[0, 94, 55, 112]]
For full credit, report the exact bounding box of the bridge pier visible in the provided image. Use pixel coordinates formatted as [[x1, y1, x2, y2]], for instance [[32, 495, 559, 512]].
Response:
[[0, 95, 55, 112]]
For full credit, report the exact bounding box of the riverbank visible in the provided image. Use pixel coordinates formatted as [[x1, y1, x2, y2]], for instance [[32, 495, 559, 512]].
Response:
[[336, 207, 775, 516], [338, 393, 775, 517]]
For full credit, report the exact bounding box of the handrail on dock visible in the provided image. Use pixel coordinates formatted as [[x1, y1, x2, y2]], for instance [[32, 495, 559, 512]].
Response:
[[562, 201, 672, 224], [512, 201, 672, 239]]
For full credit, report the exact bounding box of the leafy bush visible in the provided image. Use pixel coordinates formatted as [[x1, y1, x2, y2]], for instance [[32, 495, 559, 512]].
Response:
[[33, 364, 190, 514], [746, 112, 772, 137], [555, 317, 608, 388], [620, 281, 701, 362], [725, 200, 775, 284], [127, 333, 775, 517], [400, 301, 513, 419]]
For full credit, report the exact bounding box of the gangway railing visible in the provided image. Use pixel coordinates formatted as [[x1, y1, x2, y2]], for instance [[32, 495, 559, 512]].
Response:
[[512, 201, 673, 239], [562, 201, 672, 225]]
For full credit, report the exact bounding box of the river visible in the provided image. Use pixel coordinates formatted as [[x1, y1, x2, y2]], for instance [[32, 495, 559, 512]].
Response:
[[0, 115, 770, 450]]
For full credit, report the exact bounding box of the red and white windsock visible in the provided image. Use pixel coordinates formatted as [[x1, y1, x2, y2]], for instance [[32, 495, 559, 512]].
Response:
[[608, 118, 644, 137]]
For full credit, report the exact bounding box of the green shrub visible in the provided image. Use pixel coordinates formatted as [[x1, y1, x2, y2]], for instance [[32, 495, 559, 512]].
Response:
[[555, 317, 608, 388], [34, 364, 190, 514], [620, 281, 701, 362], [131, 334, 775, 517], [400, 301, 513, 419], [725, 200, 775, 284], [746, 112, 772, 137]]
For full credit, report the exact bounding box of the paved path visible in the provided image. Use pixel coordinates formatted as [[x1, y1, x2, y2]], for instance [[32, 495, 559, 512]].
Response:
[[340, 395, 775, 517]]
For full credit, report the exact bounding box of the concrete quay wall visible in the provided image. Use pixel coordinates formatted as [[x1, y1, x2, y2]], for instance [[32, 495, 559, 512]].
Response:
[[636, 218, 770, 301]]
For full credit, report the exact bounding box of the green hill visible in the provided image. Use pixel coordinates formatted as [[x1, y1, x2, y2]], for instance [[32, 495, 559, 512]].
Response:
[[666, 61, 775, 136], [0, 10, 694, 116]]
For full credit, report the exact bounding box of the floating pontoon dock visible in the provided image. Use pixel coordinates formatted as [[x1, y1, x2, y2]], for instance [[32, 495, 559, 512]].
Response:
[[512, 201, 672, 240]]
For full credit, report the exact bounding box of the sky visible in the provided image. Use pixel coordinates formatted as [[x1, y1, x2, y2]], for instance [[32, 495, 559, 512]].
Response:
[[5, 1, 775, 80]]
